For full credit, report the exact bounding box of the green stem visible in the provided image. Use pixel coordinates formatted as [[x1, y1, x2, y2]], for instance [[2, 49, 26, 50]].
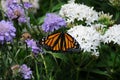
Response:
[[76, 69, 80, 80], [115, 12, 120, 22], [0, 10, 5, 20], [86, 72, 90, 80], [0, 1, 5, 20], [40, 54, 48, 75], [35, 60, 40, 80], [57, 0, 61, 3], [50, 0, 53, 12], [84, 58, 94, 69], [20, 0, 32, 32], [7, 44, 18, 64], [0, 51, 2, 79], [68, 54, 76, 68], [113, 53, 118, 69]]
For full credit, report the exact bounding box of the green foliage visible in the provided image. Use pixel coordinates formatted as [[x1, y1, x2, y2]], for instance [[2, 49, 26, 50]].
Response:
[[0, 0, 120, 80]]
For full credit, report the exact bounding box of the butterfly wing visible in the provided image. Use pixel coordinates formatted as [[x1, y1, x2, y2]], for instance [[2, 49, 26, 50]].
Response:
[[62, 33, 79, 51], [41, 32, 61, 51], [41, 32, 79, 52]]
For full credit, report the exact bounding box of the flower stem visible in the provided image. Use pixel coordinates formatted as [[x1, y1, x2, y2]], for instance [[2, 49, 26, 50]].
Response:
[[50, 0, 53, 11], [35, 60, 40, 80], [76, 68, 80, 80], [0, 51, 2, 79], [113, 53, 118, 69], [84, 58, 94, 69], [0, 1, 5, 20], [40, 54, 48, 75]]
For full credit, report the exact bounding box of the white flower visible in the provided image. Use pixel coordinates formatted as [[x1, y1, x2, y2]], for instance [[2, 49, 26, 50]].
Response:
[[91, 51, 99, 57], [102, 24, 120, 45], [59, 2, 99, 25], [91, 23, 107, 34], [67, 25, 101, 56]]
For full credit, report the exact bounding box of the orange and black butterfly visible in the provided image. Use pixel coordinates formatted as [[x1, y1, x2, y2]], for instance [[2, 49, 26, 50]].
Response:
[[40, 32, 80, 52]]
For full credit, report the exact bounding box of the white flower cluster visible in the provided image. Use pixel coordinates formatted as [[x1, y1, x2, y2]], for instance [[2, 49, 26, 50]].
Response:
[[59, 2, 99, 25], [102, 24, 120, 45], [67, 25, 101, 56]]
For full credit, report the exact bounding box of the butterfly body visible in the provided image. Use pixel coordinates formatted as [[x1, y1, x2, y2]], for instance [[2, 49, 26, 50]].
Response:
[[40, 32, 79, 52]]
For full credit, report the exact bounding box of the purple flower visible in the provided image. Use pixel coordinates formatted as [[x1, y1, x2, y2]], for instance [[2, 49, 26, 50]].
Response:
[[6, 0, 33, 9], [23, 2, 33, 9], [0, 20, 16, 44], [6, 0, 17, 6], [25, 39, 42, 55], [42, 13, 66, 32], [20, 64, 32, 79], [6, 0, 32, 23]]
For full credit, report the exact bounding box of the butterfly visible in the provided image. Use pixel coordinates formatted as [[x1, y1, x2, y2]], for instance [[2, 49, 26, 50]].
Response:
[[40, 32, 80, 52]]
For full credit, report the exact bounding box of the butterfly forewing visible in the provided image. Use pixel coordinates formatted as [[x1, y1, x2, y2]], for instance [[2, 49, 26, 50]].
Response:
[[44, 33, 60, 47]]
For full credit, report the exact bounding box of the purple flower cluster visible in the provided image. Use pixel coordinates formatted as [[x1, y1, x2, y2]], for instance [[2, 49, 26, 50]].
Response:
[[42, 13, 66, 32], [25, 39, 42, 56], [20, 64, 32, 79], [0, 20, 16, 44], [6, 0, 32, 23]]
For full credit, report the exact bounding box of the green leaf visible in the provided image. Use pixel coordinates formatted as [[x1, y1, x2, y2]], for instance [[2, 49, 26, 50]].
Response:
[[47, 51, 68, 63], [88, 69, 111, 77], [51, 3, 63, 12], [38, 16, 45, 25]]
